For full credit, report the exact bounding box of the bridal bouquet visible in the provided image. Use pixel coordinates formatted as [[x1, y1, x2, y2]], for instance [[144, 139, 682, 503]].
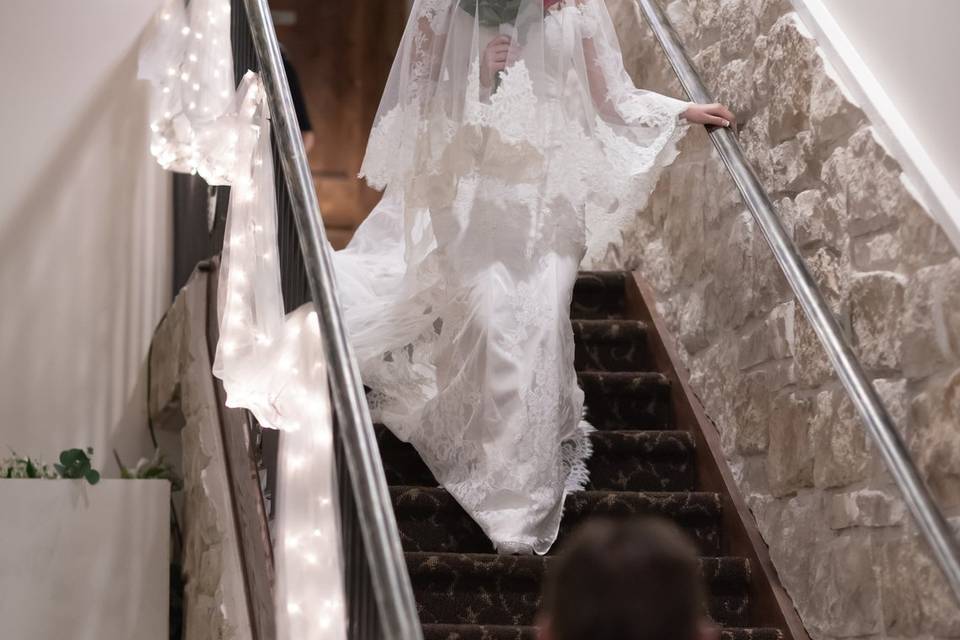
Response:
[[458, 0, 563, 26]]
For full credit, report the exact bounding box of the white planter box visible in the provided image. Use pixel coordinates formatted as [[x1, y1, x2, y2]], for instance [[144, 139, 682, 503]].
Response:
[[0, 479, 170, 639]]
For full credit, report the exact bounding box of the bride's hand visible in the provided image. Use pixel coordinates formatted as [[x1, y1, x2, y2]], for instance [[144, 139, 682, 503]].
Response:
[[683, 102, 736, 128], [481, 35, 512, 88]]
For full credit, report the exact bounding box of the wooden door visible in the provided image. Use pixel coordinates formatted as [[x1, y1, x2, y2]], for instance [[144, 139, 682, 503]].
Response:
[[272, 1, 407, 248]]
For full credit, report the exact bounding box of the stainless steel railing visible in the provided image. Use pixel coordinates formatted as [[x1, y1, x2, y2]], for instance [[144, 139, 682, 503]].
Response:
[[237, 0, 424, 637], [634, 0, 960, 603]]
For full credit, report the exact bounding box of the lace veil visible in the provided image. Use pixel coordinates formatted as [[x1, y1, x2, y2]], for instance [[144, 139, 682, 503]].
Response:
[[342, 0, 690, 366]]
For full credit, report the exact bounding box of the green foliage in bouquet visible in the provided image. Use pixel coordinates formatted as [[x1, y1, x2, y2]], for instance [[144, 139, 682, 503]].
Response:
[[458, 0, 523, 26]]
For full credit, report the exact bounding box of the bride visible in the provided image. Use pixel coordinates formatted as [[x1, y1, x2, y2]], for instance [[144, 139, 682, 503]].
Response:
[[332, 0, 733, 555]]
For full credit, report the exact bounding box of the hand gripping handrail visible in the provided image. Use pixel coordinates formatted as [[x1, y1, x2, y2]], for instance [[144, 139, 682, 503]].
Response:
[[241, 0, 424, 636], [634, 0, 960, 604]]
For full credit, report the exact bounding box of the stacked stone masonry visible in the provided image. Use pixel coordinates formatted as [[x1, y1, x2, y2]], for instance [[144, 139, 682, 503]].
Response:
[[598, 0, 960, 637]]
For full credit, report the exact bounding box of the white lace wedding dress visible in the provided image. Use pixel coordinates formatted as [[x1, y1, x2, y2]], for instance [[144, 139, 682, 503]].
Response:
[[333, 0, 690, 554]]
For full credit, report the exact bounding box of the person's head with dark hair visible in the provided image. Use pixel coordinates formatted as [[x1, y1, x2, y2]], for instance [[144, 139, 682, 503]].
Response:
[[538, 518, 717, 640]]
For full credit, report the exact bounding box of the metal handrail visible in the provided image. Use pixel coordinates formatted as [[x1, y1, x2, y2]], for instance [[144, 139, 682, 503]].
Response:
[[634, 0, 960, 603], [241, 0, 424, 636]]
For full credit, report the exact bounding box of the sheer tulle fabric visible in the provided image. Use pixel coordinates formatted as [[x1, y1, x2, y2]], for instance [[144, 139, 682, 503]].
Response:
[[138, 0, 235, 178], [211, 75, 347, 638], [334, 0, 690, 554], [142, 2, 348, 632]]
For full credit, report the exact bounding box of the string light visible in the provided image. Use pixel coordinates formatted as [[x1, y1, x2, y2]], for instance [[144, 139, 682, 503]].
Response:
[[143, 4, 345, 633]]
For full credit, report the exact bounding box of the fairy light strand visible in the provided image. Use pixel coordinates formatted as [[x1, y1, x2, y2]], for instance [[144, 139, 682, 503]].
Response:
[[140, 2, 347, 637]]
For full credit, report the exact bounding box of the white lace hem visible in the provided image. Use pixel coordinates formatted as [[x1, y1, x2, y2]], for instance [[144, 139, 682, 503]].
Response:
[[494, 415, 595, 556]]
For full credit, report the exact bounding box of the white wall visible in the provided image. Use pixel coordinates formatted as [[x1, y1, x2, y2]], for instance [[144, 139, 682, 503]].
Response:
[[822, 0, 960, 196], [0, 0, 171, 472], [794, 0, 960, 248]]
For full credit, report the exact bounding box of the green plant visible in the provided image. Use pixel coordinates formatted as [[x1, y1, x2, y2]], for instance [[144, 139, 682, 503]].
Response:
[[2, 453, 57, 479], [114, 448, 182, 491], [2, 447, 101, 485], [54, 447, 101, 485]]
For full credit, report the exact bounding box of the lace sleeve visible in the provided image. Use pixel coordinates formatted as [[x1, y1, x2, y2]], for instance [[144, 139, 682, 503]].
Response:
[[410, 2, 451, 88], [359, 0, 455, 190], [576, 0, 690, 127]]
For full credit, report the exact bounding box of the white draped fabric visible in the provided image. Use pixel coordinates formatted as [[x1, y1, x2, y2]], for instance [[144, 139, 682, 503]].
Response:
[[211, 75, 347, 639], [138, 0, 235, 179], [333, 0, 691, 554], [140, 2, 347, 635]]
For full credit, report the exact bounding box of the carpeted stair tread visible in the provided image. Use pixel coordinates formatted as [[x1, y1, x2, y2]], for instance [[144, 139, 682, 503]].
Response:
[[578, 371, 672, 429], [573, 319, 653, 372], [572, 271, 628, 320], [719, 630, 785, 640], [405, 552, 751, 590], [391, 487, 722, 555], [378, 426, 696, 491], [588, 430, 695, 490], [421, 625, 783, 640], [591, 429, 693, 454], [379, 270, 787, 639], [578, 370, 670, 388], [422, 624, 536, 640], [572, 318, 648, 341], [406, 551, 750, 627]]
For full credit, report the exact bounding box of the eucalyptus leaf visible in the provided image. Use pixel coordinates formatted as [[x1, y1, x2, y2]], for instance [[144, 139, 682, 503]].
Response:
[[458, 0, 523, 26]]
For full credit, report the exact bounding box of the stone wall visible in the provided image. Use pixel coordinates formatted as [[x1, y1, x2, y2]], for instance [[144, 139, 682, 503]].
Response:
[[601, 1, 960, 637], [150, 268, 253, 640]]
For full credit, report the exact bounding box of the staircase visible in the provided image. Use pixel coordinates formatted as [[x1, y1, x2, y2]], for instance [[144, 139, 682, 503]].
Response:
[[378, 271, 789, 640]]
